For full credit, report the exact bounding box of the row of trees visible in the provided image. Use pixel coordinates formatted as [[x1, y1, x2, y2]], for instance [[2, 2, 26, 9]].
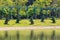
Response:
[[0, 0, 60, 24]]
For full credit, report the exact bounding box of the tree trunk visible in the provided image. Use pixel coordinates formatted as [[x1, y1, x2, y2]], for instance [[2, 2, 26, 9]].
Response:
[[16, 0, 20, 23], [41, 14, 45, 22], [4, 14, 9, 24], [16, 14, 20, 23], [51, 16, 56, 23], [30, 16, 34, 25]]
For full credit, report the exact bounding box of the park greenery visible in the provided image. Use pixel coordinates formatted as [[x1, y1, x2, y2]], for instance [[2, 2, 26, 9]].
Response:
[[0, 0, 60, 25], [0, 19, 60, 27]]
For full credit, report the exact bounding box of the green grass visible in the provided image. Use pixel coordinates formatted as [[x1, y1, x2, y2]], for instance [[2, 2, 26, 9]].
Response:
[[0, 19, 60, 27], [0, 29, 60, 40]]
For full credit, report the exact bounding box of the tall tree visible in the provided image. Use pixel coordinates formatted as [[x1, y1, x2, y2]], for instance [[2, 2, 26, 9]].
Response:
[[28, 5, 35, 24], [3, 0, 14, 24], [15, 0, 28, 23]]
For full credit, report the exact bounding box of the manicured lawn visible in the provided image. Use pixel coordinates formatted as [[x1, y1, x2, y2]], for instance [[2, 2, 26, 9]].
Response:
[[0, 29, 60, 40], [0, 19, 60, 27]]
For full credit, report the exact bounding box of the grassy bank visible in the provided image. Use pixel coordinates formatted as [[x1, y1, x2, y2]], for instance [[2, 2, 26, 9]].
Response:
[[0, 19, 60, 27]]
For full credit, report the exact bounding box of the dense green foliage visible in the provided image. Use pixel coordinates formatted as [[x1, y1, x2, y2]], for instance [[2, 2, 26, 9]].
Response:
[[0, 0, 59, 18], [0, 0, 60, 24]]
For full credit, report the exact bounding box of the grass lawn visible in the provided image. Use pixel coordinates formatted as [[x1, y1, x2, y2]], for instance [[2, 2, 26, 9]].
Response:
[[0, 29, 60, 40], [0, 19, 60, 27]]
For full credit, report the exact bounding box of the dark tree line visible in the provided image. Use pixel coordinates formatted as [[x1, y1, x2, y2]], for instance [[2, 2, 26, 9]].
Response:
[[0, 0, 60, 25]]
